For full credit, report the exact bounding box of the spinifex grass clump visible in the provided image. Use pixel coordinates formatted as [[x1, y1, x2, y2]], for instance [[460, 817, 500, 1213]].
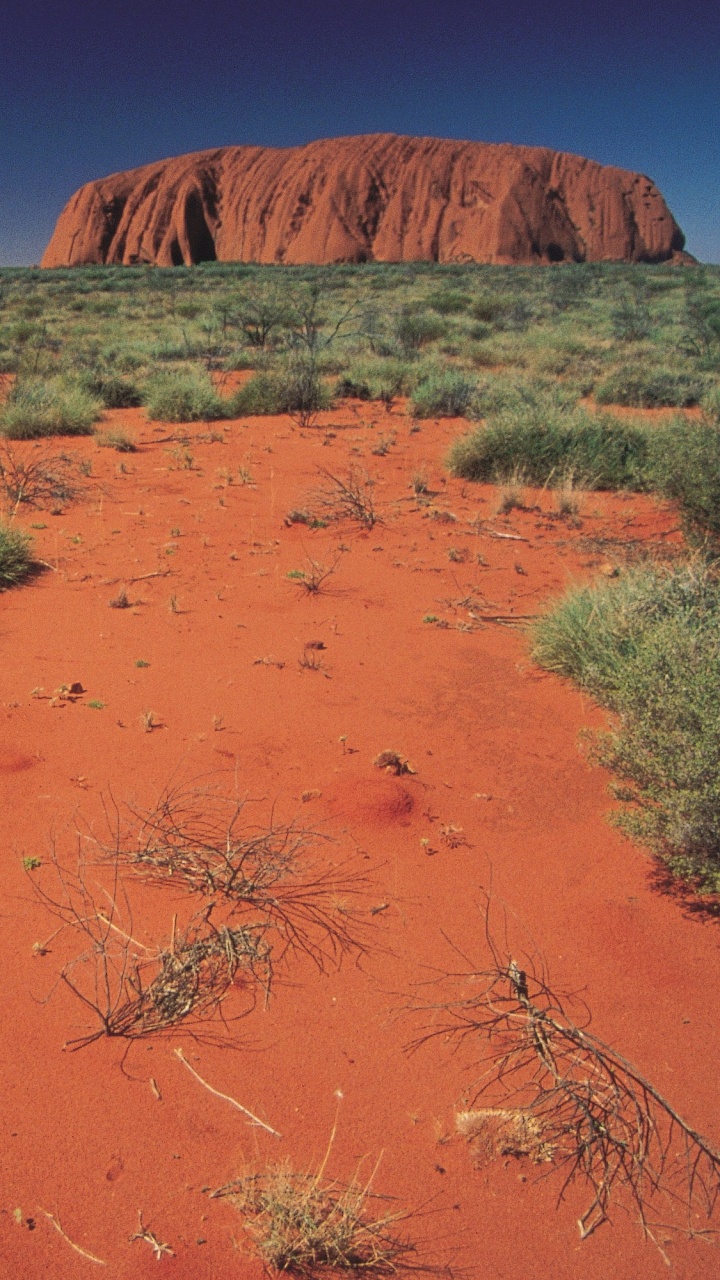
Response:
[[448, 399, 651, 490], [214, 1161, 418, 1277], [1, 377, 101, 438], [145, 368, 226, 422], [533, 563, 720, 890], [649, 415, 720, 546], [0, 521, 33, 587], [410, 370, 476, 418]]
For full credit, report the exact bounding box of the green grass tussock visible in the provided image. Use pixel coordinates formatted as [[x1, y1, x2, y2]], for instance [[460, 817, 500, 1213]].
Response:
[[0, 378, 101, 438], [0, 522, 33, 587], [594, 364, 705, 408], [410, 370, 476, 418], [533, 565, 720, 891], [144, 368, 226, 422], [448, 400, 651, 490]]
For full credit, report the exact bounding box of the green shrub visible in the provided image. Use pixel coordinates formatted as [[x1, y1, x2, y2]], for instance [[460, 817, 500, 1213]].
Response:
[[595, 365, 704, 408], [533, 565, 720, 890], [276, 360, 332, 426], [0, 522, 33, 587], [426, 289, 472, 315], [470, 294, 507, 324], [609, 293, 652, 341], [231, 362, 331, 425], [700, 384, 720, 422], [145, 369, 225, 422], [394, 310, 446, 355], [335, 375, 372, 400], [230, 373, 287, 416], [77, 369, 143, 408], [448, 401, 650, 489], [649, 417, 720, 545], [1, 379, 101, 438], [411, 371, 476, 418]]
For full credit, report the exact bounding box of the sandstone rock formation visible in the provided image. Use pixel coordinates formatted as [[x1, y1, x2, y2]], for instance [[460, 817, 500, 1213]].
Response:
[[41, 133, 689, 268]]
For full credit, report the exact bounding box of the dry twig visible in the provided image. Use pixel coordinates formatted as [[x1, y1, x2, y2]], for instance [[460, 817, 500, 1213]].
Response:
[[174, 1046, 281, 1137], [97, 784, 370, 970], [38, 1208, 107, 1266], [408, 907, 720, 1249]]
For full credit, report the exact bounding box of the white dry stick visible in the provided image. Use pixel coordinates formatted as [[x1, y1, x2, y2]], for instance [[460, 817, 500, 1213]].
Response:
[[38, 1208, 107, 1266], [173, 1047, 282, 1138]]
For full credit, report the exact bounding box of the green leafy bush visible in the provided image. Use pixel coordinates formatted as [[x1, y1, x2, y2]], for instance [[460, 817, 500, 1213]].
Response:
[[231, 361, 331, 426], [230, 373, 287, 416], [533, 565, 720, 890], [0, 522, 33, 587], [426, 289, 472, 315], [1, 379, 101, 439], [145, 369, 225, 422], [609, 293, 652, 341], [335, 375, 372, 400]]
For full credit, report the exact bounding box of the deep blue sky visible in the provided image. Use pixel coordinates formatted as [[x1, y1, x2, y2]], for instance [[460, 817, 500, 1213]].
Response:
[[2, 0, 718, 265]]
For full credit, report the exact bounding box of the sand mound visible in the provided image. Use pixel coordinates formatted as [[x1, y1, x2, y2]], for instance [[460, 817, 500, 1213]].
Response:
[[319, 775, 416, 827]]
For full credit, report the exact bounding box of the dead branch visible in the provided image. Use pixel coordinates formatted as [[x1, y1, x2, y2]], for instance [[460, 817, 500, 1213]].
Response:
[[408, 911, 720, 1249], [28, 849, 270, 1050], [314, 465, 380, 529], [38, 1208, 107, 1266], [93, 783, 372, 972]]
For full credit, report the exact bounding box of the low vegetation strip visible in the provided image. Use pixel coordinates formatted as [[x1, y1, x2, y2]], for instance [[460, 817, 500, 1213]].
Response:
[[532, 564, 720, 891], [447, 396, 720, 547]]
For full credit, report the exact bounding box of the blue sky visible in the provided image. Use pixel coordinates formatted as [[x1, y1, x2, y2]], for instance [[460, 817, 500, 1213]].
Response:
[[2, 0, 718, 264]]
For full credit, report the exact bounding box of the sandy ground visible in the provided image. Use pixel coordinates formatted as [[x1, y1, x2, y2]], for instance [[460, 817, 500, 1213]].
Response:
[[0, 400, 717, 1279]]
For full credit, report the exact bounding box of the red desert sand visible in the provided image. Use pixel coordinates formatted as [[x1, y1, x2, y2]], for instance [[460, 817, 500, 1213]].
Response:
[[0, 395, 718, 1278]]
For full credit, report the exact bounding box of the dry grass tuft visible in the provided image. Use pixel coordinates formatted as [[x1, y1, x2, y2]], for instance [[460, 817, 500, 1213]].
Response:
[[372, 751, 416, 776], [214, 1160, 418, 1277], [456, 1108, 553, 1164]]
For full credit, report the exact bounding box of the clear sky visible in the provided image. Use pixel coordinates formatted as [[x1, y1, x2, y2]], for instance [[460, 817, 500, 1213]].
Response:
[[2, 0, 718, 265]]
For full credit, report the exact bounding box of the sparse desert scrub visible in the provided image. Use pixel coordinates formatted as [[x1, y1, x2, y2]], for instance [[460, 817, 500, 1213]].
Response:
[[95, 427, 137, 452], [0, 521, 33, 587], [31, 852, 271, 1048], [0, 377, 101, 438], [0, 442, 79, 511], [213, 1158, 420, 1276], [287, 555, 341, 594], [313, 466, 379, 528], [533, 563, 720, 889]]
